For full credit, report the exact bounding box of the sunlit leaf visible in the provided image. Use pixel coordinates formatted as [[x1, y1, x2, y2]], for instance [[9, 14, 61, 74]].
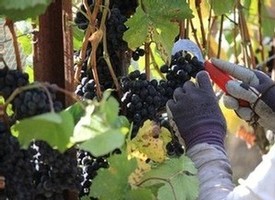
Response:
[[0, 0, 52, 20], [139, 155, 199, 200], [90, 152, 137, 200], [12, 111, 74, 152]]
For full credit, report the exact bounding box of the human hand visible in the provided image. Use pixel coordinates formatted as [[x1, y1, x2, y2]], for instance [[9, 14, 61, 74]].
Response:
[[166, 71, 226, 150], [211, 58, 275, 131]]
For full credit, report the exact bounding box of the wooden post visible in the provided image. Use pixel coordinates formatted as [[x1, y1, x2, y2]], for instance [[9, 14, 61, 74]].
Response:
[[33, 0, 74, 106], [33, 1, 78, 200]]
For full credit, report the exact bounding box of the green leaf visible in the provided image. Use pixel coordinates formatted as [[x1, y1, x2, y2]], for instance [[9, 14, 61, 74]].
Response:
[[65, 102, 85, 124], [17, 34, 32, 55], [143, 0, 194, 21], [261, 3, 275, 37], [72, 91, 129, 156], [151, 22, 178, 64], [12, 111, 74, 152], [208, 0, 235, 16], [79, 129, 125, 157], [123, 0, 193, 62], [139, 155, 199, 200], [100, 96, 119, 124], [90, 152, 137, 200], [0, 0, 52, 21], [125, 188, 156, 200], [123, 6, 150, 49], [73, 26, 85, 49]]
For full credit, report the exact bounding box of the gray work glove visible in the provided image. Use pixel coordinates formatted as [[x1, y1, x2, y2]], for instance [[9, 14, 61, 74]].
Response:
[[166, 71, 227, 150], [211, 58, 275, 132]]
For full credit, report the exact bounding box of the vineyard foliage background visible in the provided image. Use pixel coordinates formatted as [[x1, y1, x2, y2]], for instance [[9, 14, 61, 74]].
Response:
[[0, 0, 275, 200]]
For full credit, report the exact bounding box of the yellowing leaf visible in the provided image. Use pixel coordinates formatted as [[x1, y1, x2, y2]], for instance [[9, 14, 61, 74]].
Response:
[[128, 120, 172, 163]]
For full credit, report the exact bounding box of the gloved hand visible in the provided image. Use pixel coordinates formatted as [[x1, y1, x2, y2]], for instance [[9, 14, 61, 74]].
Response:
[[211, 58, 275, 132], [166, 71, 226, 150]]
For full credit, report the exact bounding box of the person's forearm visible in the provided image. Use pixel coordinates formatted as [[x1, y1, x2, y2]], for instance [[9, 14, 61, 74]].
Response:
[[226, 144, 275, 200], [187, 143, 234, 200], [188, 143, 275, 200]]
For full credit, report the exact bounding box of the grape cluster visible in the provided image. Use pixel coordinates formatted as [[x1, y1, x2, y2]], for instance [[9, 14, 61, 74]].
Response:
[[77, 150, 109, 198], [132, 47, 145, 61], [106, 8, 128, 52], [0, 66, 29, 100], [74, 0, 94, 30], [74, 48, 121, 100], [0, 122, 36, 200], [266, 45, 275, 73], [11, 85, 63, 120], [159, 51, 204, 99], [110, 0, 138, 18], [0, 65, 81, 199], [31, 141, 83, 200], [120, 70, 167, 135], [160, 117, 185, 156]]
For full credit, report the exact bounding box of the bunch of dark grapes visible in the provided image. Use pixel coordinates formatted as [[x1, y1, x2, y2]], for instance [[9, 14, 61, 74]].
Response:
[[75, 75, 98, 100], [74, 0, 94, 30], [110, 0, 138, 18], [132, 47, 145, 61], [0, 121, 36, 200], [75, 44, 122, 100], [0, 66, 29, 100], [32, 141, 83, 200], [266, 45, 275, 73], [159, 51, 204, 100], [106, 8, 128, 52], [11, 85, 63, 120], [120, 70, 167, 135], [74, 0, 130, 54], [160, 117, 185, 157], [77, 150, 109, 198], [1, 65, 83, 199]]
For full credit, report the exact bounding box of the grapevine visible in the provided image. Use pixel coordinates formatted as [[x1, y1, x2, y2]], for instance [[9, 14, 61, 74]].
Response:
[[2, 0, 273, 199], [0, 0, 200, 197]]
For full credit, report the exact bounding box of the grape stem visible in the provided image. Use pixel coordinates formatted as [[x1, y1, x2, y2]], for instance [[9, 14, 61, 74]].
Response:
[[189, 19, 202, 50], [74, 0, 102, 85], [237, 1, 256, 68], [101, 0, 122, 99], [5, 19, 22, 72], [3, 82, 86, 115], [217, 15, 224, 59], [149, 46, 165, 80], [136, 171, 196, 200], [257, 0, 265, 64], [88, 29, 103, 98], [145, 42, 150, 80], [195, 0, 207, 49], [137, 176, 177, 199]]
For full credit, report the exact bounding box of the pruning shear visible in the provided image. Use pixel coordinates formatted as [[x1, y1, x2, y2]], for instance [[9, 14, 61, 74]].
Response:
[[172, 39, 250, 107]]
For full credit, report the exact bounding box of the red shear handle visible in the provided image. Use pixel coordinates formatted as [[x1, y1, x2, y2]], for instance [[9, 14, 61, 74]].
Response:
[[204, 61, 250, 107]]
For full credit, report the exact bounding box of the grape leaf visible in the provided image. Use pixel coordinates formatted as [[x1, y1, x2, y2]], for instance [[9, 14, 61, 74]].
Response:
[[261, 3, 275, 36], [128, 120, 172, 163], [90, 152, 137, 200], [123, 0, 193, 63], [79, 129, 126, 157], [12, 111, 74, 152], [0, 0, 52, 20], [207, 0, 234, 16], [138, 155, 199, 200], [123, 6, 150, 49], [125, 188, 155, 200], [72, 92, 129, 157], [73, 26, 85, 49], [65, 102, 85, 124]]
